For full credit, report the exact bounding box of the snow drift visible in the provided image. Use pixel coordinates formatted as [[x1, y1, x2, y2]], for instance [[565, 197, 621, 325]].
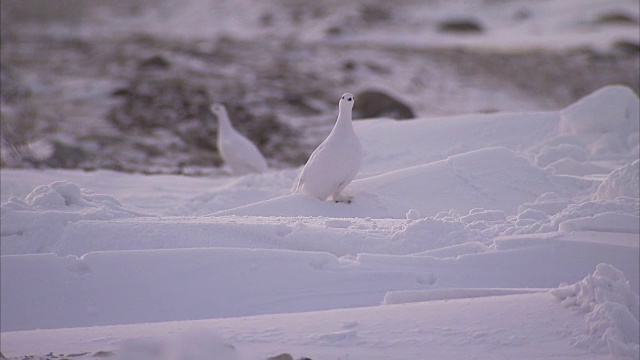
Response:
[[552, 263, 640, 359], [1, 85, 638, 359]]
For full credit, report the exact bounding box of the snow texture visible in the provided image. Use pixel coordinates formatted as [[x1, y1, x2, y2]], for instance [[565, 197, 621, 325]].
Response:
[[1, 84, 639, 360], [595, 160, 640, 201], [552, 264, 640, 359]]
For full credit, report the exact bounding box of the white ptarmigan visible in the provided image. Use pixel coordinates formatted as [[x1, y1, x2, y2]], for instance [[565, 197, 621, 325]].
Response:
[[210, 103, 268, 175], [295, 93, 363, 202]]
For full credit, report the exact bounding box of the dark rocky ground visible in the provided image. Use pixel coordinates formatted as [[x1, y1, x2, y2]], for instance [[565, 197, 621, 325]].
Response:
[[1, 1, 638, 174]]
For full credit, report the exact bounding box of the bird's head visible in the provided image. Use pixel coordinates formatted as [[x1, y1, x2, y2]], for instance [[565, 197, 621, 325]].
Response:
[[339, 93, 355, 110], [210, 103, 227, 117]]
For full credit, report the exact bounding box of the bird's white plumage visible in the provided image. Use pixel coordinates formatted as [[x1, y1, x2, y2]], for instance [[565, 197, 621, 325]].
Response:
[[295, 93, 363, 202], [210, 103, 268, 175]]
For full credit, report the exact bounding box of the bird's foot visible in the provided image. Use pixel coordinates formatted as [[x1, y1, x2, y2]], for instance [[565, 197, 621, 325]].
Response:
[[334, 199, 352, 204], [332, 194, 353, 204]]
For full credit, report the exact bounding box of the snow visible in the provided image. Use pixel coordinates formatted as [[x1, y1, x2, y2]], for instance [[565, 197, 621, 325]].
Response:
[[1, 73, 639, 360], [552, 263, 640, 358], [1, 84, 640, 358], [596, 160, 640, 201], [560, 86, 640, 138], [0, 293, 605, 360], [382, 288, 547, 305]]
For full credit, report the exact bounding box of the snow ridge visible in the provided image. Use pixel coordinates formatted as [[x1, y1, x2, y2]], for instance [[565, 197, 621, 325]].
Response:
[[551, 263, 640, 359]]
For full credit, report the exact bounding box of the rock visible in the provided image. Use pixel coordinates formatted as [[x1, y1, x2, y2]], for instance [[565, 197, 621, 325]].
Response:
[[359, 3, 392, 24], [342, 60, 357, 71], [108, 77, 211, 131], [513, 8, 532, 21], [437, 18, 484, 33], [325, 25, 344, 37], [0, 64, 31, 102], [260, 12, 275, 27], [106, 73, 304, 168], [612, 40, 640, 55], [137, 55, 171, 71], [93, 350, 116, 357], [267, 353, 294, 360], [44, 141, 90, 168], [353, 89, 415, 119], [110, 87, 130, 97], [595, 12, 638, 25]]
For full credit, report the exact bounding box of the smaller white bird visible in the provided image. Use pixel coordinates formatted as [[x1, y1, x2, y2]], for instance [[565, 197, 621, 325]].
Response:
[[295, 93, 363, 202], [209, 103, 268, 175]]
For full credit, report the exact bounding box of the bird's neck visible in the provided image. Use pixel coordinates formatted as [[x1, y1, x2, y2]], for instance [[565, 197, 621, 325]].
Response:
[[334, 107, 354, 133], [217, 112, 234, 134]]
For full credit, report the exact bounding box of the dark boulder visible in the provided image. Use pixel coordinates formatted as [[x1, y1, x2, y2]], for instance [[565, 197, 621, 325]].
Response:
[[595, 12, 638, 25], [353, 89, 415, 120], [0, 65, 31, 102], [437, 18, 484, 33], [137, 55, 172, 71]]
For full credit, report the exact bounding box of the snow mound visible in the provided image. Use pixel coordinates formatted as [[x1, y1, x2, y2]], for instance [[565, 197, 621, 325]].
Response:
[[559, 213, 640, 234], [353, 146, 558, 217], [119, 328, 238, 360], [517, 192, 575, 216], [220, 147, 560, 218], [546, 158, 612, 176], [1, 181, 146, 254], [356, 111, 560, 177], [551, 198, 640, 231], [595, 160, 640, 201], [390, 209, 506, 253], [560, 86, 640, 156], [560, 85, 640, 137], [551, 263, 640, 359], [391, 217, 477, 253], [534, 143, 588, 168], [507, 196, 639, 236], [383, 288, 545, 305]]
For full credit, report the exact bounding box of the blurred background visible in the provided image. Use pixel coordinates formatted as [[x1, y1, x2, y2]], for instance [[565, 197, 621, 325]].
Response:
[[1, 0, 638, 174]]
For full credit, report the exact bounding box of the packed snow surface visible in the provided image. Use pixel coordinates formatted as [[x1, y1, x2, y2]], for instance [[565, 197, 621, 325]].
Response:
[[1, 85, 639, 359]]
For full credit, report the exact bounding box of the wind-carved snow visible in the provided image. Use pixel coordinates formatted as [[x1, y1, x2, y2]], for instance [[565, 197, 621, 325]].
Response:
[[595, 160, 640, 201], [1, 85, 638, 359], [560, 85, 640, 158], [552, 264, 640, 359], [1, 181, 148, 254], [118, 328, 239, 360], [560, 85, 640, 138]]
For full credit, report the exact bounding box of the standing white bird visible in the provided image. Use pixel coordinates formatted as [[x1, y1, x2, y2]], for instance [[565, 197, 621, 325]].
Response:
[[210, 103, 268, 175], [295, 93, 363, 202]]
